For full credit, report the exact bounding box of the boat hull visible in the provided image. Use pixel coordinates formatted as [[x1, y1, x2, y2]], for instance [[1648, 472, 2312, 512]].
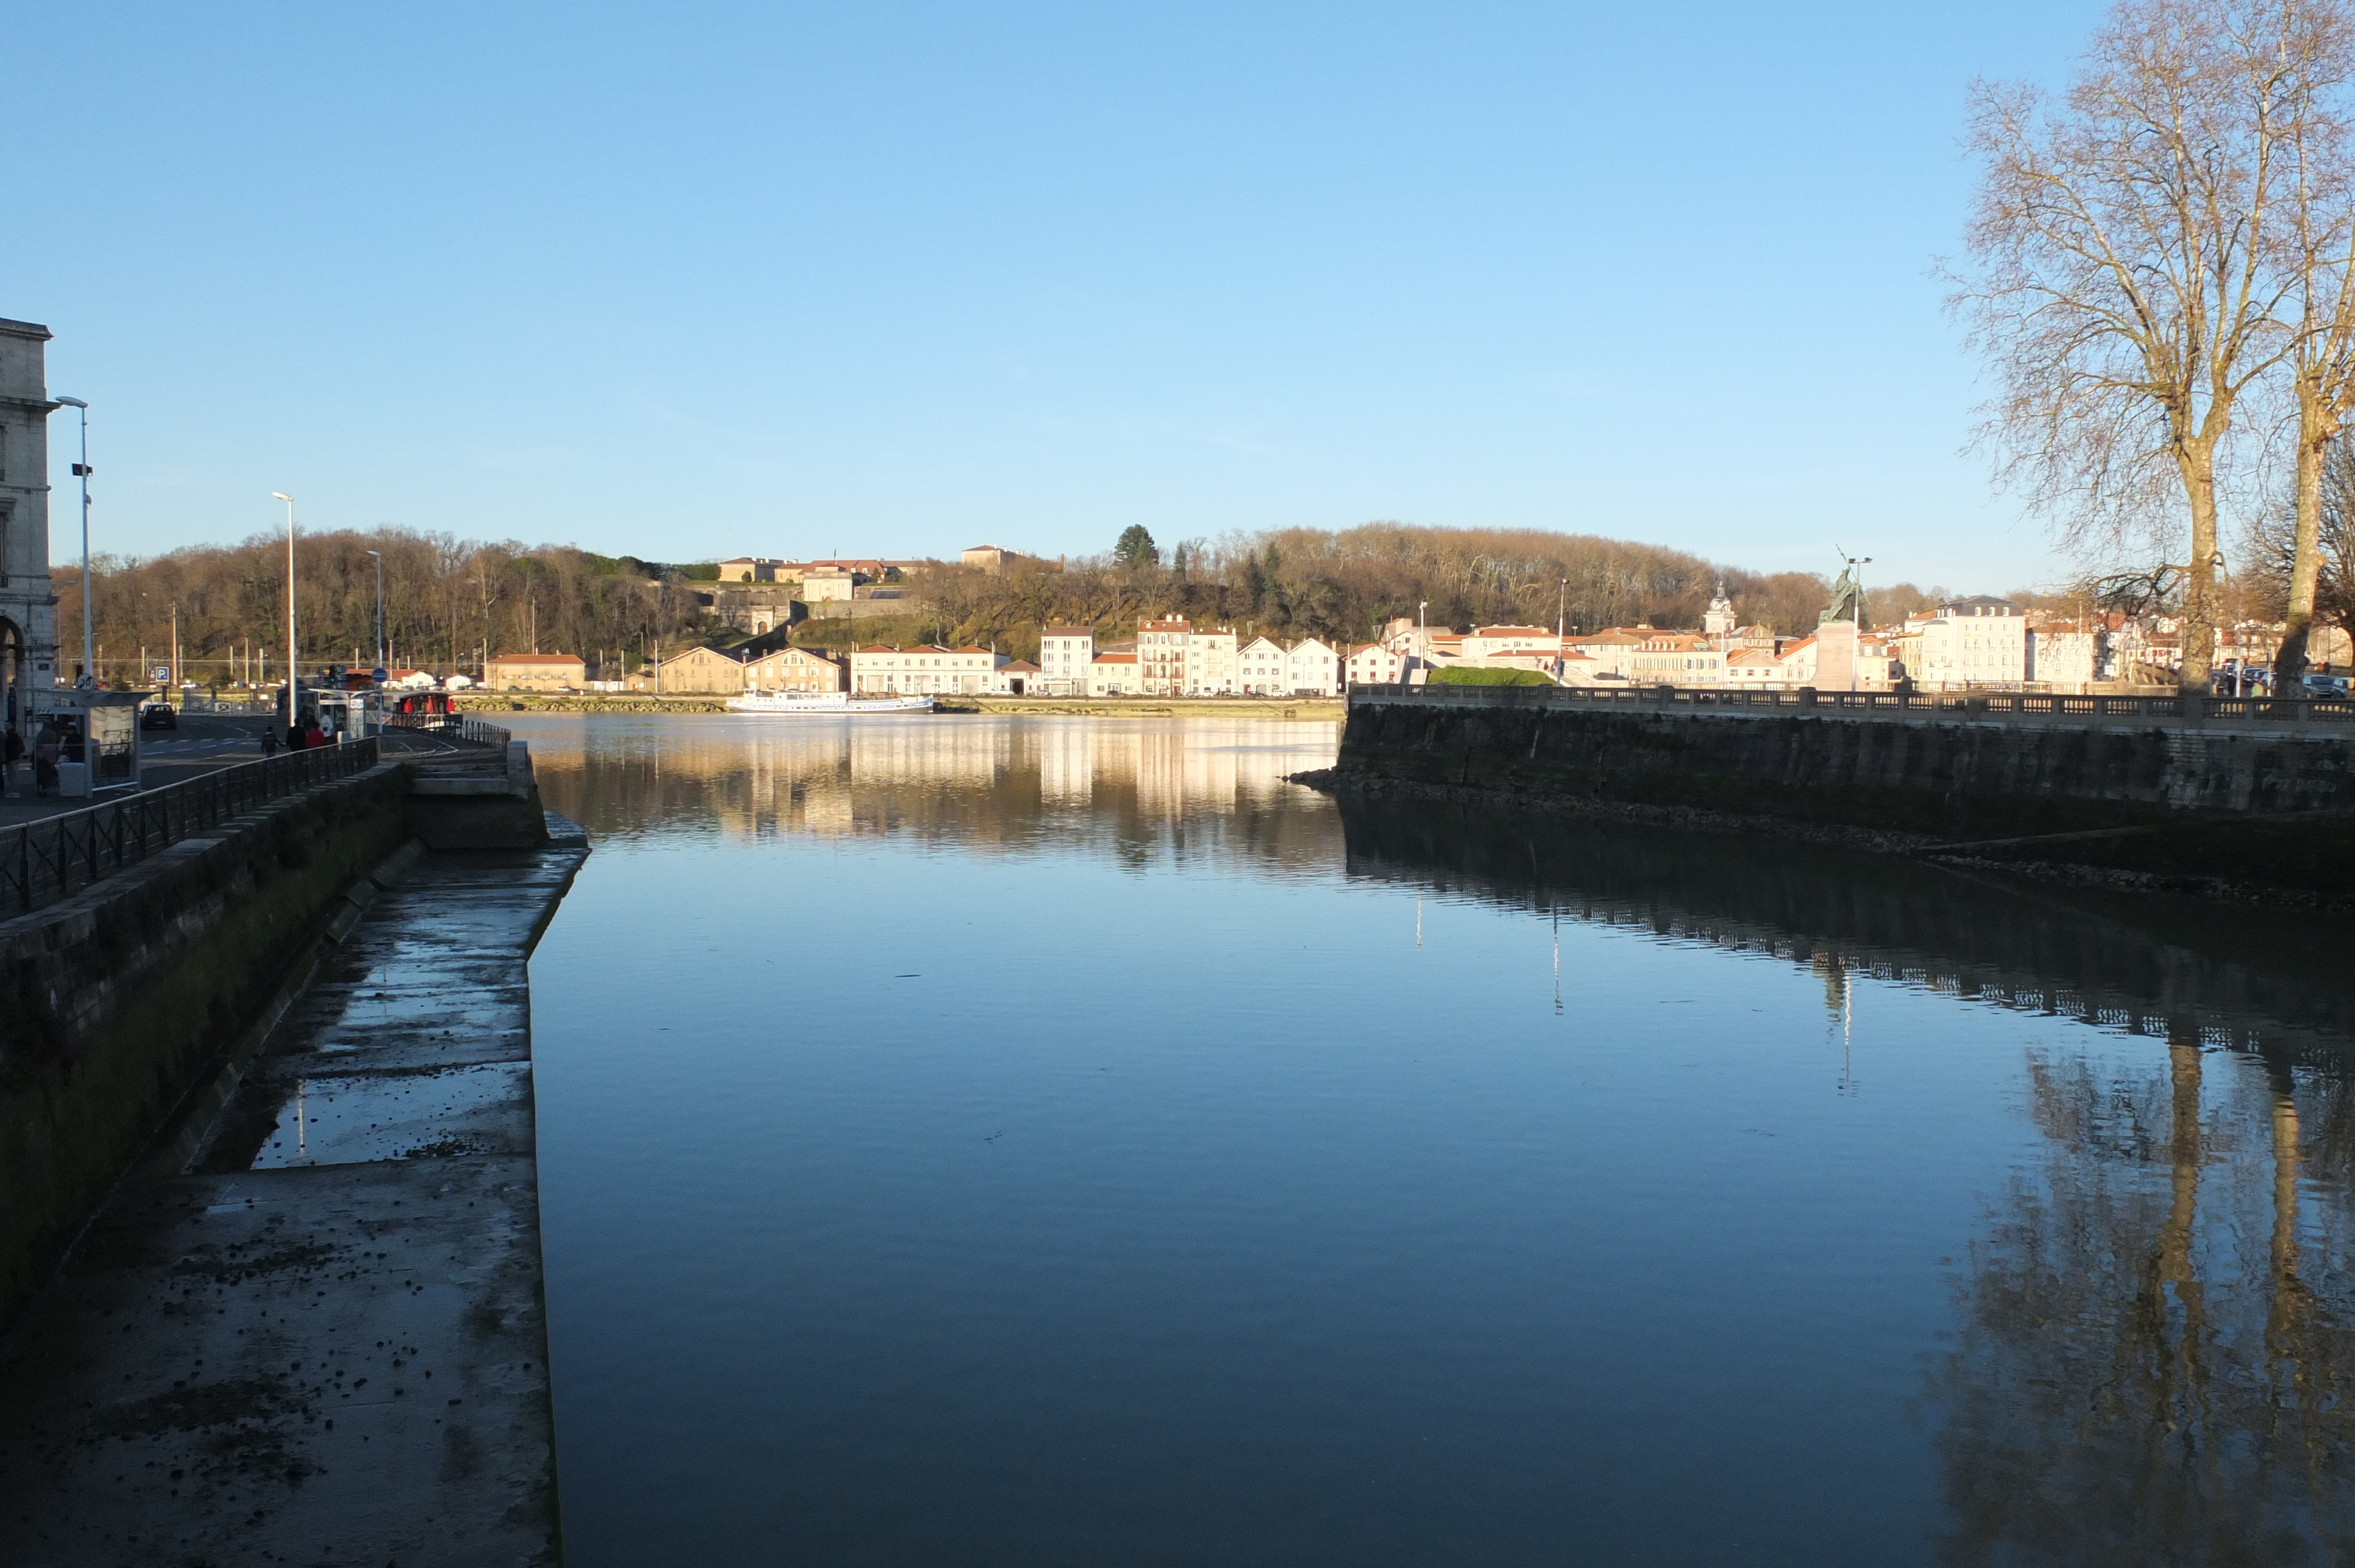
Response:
[[726, 693, 937, 715]]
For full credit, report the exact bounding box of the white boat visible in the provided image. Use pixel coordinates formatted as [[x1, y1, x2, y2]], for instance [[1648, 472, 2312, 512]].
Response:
[[727, 691, 936, 715]]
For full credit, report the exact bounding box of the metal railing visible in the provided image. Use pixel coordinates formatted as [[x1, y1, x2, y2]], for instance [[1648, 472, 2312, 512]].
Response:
[[1349, 682, 2355, 732], [0, 738, 383, 916], [382, 711, 512, 750]]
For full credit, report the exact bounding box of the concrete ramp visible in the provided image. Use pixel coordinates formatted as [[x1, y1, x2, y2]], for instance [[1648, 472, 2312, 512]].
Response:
[[0, 841, 585, 1567]]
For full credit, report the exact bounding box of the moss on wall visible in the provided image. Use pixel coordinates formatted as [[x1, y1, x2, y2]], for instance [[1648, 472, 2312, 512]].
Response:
[[0, 766, 410, 1324]]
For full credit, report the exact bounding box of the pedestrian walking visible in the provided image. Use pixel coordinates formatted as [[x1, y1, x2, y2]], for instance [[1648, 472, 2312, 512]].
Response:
[[32, 722, 60, 799], [260, 722, 279, 758], [303, 719, 326, 750], [2, 721, 21, 796]]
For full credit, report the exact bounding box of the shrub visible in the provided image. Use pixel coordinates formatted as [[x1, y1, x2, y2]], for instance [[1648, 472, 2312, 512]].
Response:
[[1430, 666, 1553, 687]]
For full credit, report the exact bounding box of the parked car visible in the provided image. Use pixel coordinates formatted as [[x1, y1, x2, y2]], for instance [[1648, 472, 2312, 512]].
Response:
[[2301, 673, 2350, 699], [137, 702, 178, 730]]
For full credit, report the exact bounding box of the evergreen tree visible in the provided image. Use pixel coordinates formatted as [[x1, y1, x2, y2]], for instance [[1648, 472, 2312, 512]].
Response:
[[1113, 525, 1159, 569]]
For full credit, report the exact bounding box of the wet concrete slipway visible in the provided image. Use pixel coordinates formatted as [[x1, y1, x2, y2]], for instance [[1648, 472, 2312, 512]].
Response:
[[0, 826, 588, 1567]]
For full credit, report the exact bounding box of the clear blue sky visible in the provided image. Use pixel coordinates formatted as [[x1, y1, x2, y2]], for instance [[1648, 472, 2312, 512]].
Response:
[[14, 0, 2105, 589]]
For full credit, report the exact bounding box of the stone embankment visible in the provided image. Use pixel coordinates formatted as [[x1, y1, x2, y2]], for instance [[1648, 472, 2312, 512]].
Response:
[[0, 739, 585, 1566], [1315, 686, 2355, 902]]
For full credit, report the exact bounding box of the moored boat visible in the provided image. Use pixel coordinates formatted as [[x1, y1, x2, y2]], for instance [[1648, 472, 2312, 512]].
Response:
[[726, 691, 936, 715]]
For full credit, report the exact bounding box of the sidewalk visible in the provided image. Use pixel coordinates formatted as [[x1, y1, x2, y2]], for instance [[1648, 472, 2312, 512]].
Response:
[[0, 725, 469, 831]]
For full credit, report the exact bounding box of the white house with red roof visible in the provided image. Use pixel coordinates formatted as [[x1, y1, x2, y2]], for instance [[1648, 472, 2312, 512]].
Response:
[[1086, 649, 1139, 697], [1460, 625, 1560, 661], [1346, 643, 1405, 686], [983, 659, 1043, 695]]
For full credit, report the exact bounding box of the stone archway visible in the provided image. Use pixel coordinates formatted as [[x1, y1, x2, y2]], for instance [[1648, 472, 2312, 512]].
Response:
[[0, 616, 23, 734]]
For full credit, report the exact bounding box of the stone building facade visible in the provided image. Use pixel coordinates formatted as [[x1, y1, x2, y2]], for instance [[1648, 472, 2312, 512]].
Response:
[[0, 318, 59, 722]]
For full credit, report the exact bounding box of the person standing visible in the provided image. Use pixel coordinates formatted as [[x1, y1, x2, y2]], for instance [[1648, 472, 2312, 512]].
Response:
[[2, 721, 20, 796], [32, 722, 60, 799], [260, 721, 279, 759]]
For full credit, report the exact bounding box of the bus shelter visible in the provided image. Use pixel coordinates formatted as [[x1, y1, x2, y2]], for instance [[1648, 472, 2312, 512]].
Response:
[[30, 688, 144, 798]]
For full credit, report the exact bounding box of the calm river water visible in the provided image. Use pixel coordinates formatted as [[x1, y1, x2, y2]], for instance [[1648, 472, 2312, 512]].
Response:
[[518, 713, 2355, 1567]]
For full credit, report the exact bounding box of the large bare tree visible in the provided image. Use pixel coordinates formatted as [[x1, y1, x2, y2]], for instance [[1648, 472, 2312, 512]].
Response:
[[1955, 0, 2309, 692], [2268, 0, 2355, 690]]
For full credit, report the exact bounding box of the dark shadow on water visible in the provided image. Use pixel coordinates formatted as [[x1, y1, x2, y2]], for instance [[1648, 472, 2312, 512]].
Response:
[[1339, 795, 2355, 1568]]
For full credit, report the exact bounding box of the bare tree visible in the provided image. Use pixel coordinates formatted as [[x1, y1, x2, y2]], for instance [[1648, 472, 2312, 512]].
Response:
[[1955, 0, 2309, 692], [2269, 0, 2355, 688], [2254, 428, 2355, 639]]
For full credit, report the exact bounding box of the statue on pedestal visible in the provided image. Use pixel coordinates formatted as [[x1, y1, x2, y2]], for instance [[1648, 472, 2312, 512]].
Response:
[[1820, 564, 1862, 626]]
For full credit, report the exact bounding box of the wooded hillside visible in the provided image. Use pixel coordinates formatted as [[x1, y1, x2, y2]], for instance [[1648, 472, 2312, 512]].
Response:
[[61, 521, 1995, 681]]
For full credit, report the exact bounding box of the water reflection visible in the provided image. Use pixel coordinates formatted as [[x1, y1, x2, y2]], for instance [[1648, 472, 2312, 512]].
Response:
[[516, 712, 1341, 871], [520, 716, 2355, 1564], [1336, 796, 2355, 1567]]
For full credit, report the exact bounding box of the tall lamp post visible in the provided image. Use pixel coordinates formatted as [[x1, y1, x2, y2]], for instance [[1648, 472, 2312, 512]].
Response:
[[273, 493, 297, 728], [2210, 550, 2243, 696], [366, 549, 386, 672], [1555, 577, 1568, 684], [1417, 599, 1428, 684], [54, 396, 92, 685]]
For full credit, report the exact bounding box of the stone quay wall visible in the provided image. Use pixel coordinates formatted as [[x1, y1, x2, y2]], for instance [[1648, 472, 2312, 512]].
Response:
[[0, 763, 412, 1323], [1339, 686, 2355, 838]]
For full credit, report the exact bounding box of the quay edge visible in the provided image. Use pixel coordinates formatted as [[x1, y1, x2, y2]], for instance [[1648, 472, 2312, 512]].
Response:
[[1330, 685, 2355, 899]]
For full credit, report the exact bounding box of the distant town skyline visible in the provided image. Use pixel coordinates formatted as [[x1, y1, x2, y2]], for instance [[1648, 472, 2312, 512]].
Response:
[[16, 1, 2111, 587]]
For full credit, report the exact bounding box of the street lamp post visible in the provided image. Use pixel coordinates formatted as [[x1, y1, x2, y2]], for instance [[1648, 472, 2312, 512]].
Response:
[[366, 550, 385, 672], [54, 397, 92, 685], [273, 493, 297, 730], [2209, 550, 2243, 696], [1418, 600, 1428, 684], [1556, 577, 1568, 684]]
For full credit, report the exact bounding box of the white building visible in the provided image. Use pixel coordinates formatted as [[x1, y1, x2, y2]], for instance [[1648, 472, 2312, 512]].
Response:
[[0, 317, 60, 715], [1139, 616, 1190, 696], [1915, 597, 2027, 690], [2027, 627, 2103, 689], [1284, 638, 1341, 697], [851, 644, 1006, 695], [1725, 648, 1785, 690], [1624, 632, 1725, 686], [1564, 627, 1652, 679], [1345, 643, 1406, 686], [1184, 627, 1238, 695], [1039, 624, 1094, 696], [1087, 650, 1138, 696], [1460, 625, 1560, 662], [1239, 636, 1288, 695], [982, 659, 1042, 695]]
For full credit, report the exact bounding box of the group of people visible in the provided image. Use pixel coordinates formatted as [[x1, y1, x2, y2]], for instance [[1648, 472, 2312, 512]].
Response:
[[263, 717, 330, 756], [2, 719, 71, 798]]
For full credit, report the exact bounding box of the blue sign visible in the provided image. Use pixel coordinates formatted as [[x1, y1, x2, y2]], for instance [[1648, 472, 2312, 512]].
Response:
[[370, 667, 389, 683]]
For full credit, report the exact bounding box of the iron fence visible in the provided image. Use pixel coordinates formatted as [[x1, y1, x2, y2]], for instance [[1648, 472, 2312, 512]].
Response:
[[0, 738, 383, 916]]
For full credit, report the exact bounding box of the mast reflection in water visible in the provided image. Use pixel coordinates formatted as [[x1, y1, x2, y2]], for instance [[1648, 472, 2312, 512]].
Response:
[[520, 714, 2355, 1567]]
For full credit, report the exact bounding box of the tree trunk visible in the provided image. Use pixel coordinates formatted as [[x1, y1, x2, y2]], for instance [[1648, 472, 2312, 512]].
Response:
[[2157, 1029, 2211, 1437], [2180, 440, 2221, 693], [2279, 394, 2330, 695]]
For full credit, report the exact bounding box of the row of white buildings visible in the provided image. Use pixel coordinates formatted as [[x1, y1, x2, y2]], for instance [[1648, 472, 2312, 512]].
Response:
[[1394, 592, 2112, 694], [1030, 620, 1345, 697]]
